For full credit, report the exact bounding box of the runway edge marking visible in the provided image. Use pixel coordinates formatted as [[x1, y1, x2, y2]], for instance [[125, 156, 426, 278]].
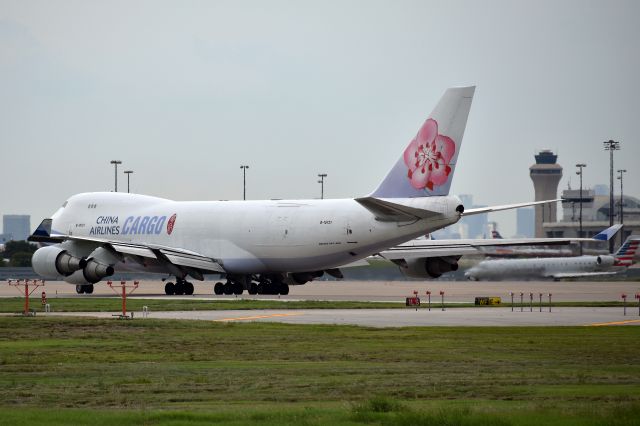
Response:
[[588, 319, 640, 327], [214, 312, 303, 322]]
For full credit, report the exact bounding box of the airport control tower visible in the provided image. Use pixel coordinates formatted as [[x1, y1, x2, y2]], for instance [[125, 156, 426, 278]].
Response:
[[530, 150, 562, 237]]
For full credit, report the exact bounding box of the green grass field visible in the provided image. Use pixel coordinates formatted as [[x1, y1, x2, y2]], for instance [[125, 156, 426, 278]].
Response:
[[0, 297, 632, 314], [0, 317, 639, 424]]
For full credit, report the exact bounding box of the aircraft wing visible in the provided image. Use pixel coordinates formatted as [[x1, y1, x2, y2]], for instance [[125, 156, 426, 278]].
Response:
[[545, 271, 620, 279], [109, 241, 226, 273], [53, 234, 226, 275], [378, 237, 596, 260]]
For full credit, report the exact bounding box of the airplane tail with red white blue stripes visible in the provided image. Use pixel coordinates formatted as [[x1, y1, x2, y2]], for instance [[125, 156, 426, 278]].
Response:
[[614, 236, 640, 267]]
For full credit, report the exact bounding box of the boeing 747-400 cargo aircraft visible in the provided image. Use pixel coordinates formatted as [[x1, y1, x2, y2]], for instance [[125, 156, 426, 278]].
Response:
[[29, 86, 555, 295]]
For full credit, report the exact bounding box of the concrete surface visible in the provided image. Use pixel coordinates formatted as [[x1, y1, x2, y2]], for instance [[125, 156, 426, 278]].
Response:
[[35, 307, 640, 327], [2, 279, 639, 302]]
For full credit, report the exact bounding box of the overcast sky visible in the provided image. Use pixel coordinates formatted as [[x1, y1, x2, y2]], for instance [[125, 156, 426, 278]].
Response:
[[1, 0, 638, 236]]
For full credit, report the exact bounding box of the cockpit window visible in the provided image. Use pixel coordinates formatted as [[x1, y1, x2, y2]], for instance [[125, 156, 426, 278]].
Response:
[[62, 201, 68, 208]]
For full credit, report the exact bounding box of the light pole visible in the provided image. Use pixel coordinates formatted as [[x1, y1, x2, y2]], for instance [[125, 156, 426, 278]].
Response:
[[603, 140, 620, 253], [317, 173, 327, 199], [124, 170, 133, 193], [576, 163, 586, 255], [110, 160, 122, 192], [240, 165, 249, 200], [617, 169, 627, 248]]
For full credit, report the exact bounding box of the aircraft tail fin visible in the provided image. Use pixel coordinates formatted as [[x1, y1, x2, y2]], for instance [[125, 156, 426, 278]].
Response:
[[614, 235, 640, 267], [370, 86, 475, 198]]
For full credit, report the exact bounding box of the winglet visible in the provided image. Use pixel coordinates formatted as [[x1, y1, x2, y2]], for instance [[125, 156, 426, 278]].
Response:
[[592, 224, 623, 241]]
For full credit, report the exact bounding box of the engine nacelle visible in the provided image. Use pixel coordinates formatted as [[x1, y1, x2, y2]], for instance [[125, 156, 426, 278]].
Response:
[[32, 246, 86, 279], [596, 255, 615, 268], [289, 271, 324, 285], [83, 260, 115, 283], [63, 246, 120, 285], [63, 260, 115, 285], [399, 257, 459, 279]]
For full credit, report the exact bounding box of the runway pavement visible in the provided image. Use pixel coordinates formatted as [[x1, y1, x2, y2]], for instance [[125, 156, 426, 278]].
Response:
[[2, 279, 639, 302], [38, 307, 640, 327], [4, 279, 640, 327]]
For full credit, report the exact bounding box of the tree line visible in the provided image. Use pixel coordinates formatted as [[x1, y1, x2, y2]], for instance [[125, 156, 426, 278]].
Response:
[[0, 241, 37, 267]]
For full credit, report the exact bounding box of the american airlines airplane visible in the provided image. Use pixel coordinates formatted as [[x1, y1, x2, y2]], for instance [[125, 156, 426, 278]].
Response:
[[28, 86, 554, 296], [464, 234, 640, 281], [371, 225, 622, 279]]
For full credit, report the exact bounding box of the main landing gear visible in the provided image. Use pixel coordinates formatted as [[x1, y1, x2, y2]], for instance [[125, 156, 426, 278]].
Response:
[[164, 278, 195, 295], [213, 274, 289, 296], [75, 284, 94, 294]]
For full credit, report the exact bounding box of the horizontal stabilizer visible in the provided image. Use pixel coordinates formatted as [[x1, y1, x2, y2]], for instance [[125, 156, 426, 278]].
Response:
[[28, 219, 63, 243], [355, 197, 443, 222]]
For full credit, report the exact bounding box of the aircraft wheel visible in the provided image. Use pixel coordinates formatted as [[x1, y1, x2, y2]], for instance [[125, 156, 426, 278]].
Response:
[[233, 282, 243, 295], [248, 283, 258, 295], [214, 282, 224, 295], [184, 282, 194, 295], [85, 285, 94, 294], [174, 282, 185, 295], [279, 284, 289, 295], [165, 282, 175, 295], [76, 285, 84, 294], [223, 282, 233, 295]]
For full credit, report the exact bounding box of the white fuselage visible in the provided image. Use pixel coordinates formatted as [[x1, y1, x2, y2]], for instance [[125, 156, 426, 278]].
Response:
[[52, 192, 462, 275], [464, 255, 619, 280]]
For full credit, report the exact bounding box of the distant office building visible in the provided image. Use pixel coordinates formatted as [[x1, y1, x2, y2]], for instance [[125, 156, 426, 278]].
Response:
[[516, 208, 535, 238], [561, 188, 595, 228], [3, 215, 30, 241], [459, 194, 473, 208], [546, 192, 640, 242], [464, 207, 488, 238], [593, 184, 609, 196], [458, 194, 488, 238], [530, 150, 562, 237]]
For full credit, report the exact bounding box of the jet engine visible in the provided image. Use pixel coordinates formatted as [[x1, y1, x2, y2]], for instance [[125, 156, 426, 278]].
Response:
[[63, 247, 120, 285], [596, 255, 615, 268], [289, 271, 324, 285], [399, 256, 459, 279], [32, 245, 86, 279]]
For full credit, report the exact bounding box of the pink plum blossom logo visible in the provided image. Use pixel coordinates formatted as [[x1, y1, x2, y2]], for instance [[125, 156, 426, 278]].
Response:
[[403, 118, 456, 191]]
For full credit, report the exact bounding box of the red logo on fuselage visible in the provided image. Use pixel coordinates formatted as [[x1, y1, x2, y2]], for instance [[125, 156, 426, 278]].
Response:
[[167, 214, 177, 235]]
